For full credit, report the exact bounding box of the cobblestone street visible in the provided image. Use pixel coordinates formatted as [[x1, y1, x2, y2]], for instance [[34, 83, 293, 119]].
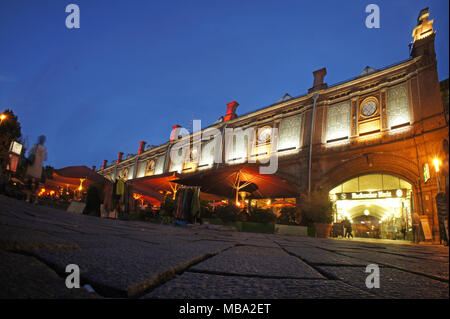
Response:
[[0, 195, 448, 299]]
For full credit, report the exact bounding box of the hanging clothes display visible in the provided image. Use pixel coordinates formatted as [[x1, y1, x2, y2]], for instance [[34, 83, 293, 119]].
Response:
[[190, 187, 201, 221], [103, 182, 114, 213], [116, 179, 125, 197], [174, 189, 184, 220], [173, 186, 201, 224]]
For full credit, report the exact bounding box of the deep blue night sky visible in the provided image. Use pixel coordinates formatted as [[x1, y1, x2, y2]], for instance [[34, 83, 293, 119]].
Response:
[[0, 0, 448, 169]]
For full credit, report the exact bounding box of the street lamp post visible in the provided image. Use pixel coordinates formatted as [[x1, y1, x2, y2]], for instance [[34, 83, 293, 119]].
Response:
[[0, 113, 6, 124]]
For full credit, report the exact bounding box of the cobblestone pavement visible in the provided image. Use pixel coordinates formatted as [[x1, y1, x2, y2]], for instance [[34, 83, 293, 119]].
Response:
[[0, 195, 448, 299]]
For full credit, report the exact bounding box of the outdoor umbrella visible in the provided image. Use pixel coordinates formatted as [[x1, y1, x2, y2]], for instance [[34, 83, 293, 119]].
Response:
[[174, 163, 298, 201], [54, 166, 107, 183]]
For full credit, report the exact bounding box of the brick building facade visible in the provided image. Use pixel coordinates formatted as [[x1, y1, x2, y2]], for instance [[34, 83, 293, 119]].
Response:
[[97, 9, 448, 242]]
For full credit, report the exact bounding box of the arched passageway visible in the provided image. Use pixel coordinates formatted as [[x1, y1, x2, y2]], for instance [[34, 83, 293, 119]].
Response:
[[329, 174, 414, 240]]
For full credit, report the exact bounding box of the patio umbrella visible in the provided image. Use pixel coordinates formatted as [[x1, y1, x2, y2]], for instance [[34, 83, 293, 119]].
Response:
[[174, 163, 297, 201], [54, 166, 107, 183]]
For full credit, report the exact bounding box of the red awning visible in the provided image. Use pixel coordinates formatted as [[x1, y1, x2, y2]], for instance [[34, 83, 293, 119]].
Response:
[[129, 171, 224, 202], [129, 172, 181, 195], [174, 163, 298, 199], [45, 166, 109, 191], [54, 166, 107, 183]]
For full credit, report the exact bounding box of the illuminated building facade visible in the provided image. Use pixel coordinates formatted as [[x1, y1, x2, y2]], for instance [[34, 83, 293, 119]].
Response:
[[97, 9, 448, 241]]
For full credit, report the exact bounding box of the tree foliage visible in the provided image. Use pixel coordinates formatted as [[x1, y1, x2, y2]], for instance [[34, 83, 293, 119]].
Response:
[[0, 109, 22, 169], [277, 206, 302, 225], [300, 190, 334, 224], [247, 208, 277, 224], [215, 204, 241, 223]]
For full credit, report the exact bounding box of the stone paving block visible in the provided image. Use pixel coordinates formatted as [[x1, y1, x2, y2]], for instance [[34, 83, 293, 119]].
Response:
[[32, 240, 234, 297], [0, 214, 81, 235], [49, 232, 161, 249], [191, 246, 324, 279], [0, 224, 79, 251], [0, 251, 98, 299], [338, 251, 449, 280], [144, 272, 375, 299], [240, 239, 280, 248], [283, 246, 368, 266], [370, 249, 450, 263], [318, 266, 449, 299], [1, 195, 449, 299]]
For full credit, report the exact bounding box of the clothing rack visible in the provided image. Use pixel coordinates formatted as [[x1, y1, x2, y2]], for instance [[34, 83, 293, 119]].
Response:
[[174, 186, 201, 225]]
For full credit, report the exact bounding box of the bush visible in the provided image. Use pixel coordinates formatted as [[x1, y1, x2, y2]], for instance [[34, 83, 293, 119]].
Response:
[[200, 199, 214, 218], [247, 208, 276, 224], [277, 207, 301, 225], [300, 190, 333, 224], [160, 196, 175, 216], [159, 216, 174, 225], [140, 210, 157, 221], [215, 204, 241, 223]]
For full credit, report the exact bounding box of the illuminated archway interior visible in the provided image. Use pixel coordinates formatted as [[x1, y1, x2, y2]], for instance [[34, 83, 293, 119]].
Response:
[[329, 174, 413, 239]]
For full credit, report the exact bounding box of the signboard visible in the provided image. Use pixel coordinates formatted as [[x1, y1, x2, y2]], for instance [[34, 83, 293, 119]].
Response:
[[66, 201, 86, 214], [9, 141, 23, 156], [420, 216, 433, 241], [335, 189, 407, 200], [423, 163, 430, 183]]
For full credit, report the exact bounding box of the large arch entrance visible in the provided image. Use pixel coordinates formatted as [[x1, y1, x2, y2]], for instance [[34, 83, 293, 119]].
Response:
[[329, 174, 414, 240]]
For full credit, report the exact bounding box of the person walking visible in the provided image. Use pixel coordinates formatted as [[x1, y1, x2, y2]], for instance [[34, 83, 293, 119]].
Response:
[[344, 217, 353, 239], [25, 135, 47, 204]]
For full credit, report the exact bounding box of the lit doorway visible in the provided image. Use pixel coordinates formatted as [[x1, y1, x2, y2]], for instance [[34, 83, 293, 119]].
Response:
[[329, 174, 413, 240]]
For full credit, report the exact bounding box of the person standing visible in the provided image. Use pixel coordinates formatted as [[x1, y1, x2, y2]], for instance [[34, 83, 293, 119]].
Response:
[[83, 181, 105, 217], [344, 217, 353, 239], [25, 135, 47, 204], [401, 220, 407, 240], [0, 159, 5, 195], [412, 212, 421, 244]]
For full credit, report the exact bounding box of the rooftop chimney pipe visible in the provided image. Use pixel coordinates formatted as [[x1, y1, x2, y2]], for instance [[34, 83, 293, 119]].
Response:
[[170, 125, 182, 141], [117, 152, 124, 164], [138, 141, 147, 155], [308, 68, 327, 93], [224, 101, 239, 122]]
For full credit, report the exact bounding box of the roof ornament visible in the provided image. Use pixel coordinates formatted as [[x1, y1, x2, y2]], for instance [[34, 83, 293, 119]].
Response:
[[412, 7, 434, 42]]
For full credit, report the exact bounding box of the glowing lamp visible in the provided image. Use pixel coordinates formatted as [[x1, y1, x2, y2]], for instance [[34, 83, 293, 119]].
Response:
[[433, 158, 440, 172]]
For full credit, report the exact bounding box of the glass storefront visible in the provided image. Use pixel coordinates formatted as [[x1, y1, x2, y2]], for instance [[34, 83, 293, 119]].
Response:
[[329, 174, 413, 240]]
